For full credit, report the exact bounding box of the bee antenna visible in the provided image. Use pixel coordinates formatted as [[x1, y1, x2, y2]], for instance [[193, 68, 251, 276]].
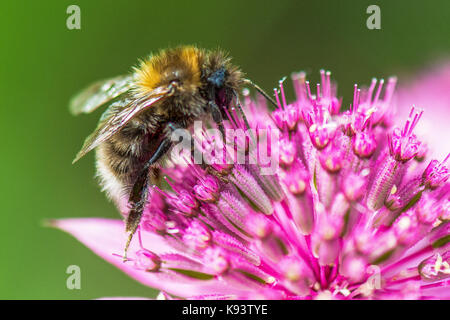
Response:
[[243, 79, 278, 108]]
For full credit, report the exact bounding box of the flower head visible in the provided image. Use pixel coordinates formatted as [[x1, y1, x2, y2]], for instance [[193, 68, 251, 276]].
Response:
[[56, 68, 449, 300]]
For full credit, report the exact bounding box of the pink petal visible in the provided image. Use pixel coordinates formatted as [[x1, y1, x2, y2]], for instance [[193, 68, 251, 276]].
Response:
[[53, 218, 249, 298], [396, 61, 450, 159]]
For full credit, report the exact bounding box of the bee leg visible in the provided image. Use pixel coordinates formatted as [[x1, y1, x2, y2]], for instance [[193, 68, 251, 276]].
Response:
[[123, 138, 172, 261], [208, 101, 226, 141], [233, 91, 257, 148], [151, 166, 162, 186], [233, 91, 252, 132], [123, 168, 150, 261]]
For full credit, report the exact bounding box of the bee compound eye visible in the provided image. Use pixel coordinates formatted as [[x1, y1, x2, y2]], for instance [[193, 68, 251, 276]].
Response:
[[208, 67, 226, 88]]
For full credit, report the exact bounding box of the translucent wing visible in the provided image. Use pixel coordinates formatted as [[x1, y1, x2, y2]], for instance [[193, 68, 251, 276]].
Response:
[[72, 85, 172, 163], [69, 75, 134, 115]]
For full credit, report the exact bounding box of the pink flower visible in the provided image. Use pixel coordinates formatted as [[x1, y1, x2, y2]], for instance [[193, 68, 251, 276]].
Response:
[[54, 66, 449, 300]]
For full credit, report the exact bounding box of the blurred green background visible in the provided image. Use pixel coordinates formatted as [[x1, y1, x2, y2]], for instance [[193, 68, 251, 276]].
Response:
[[0, 0, 449, 299]]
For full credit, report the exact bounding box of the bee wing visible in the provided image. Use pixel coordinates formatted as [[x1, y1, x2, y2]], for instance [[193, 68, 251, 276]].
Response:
[[69, 75, 134, 115], [72, 85, 172, 163]]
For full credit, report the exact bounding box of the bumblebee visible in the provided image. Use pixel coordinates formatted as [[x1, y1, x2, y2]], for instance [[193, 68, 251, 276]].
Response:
[[70, 46, 275, 257]]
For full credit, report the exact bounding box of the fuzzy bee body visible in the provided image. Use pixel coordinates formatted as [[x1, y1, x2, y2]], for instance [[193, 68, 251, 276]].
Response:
[[94, 109, 166, 205], [95, 89, 205, 203], [70, 46, 274, 257]]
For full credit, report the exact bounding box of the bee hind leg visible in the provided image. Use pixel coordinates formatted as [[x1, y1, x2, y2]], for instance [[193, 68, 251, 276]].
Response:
[[123, 138, 172, 261]]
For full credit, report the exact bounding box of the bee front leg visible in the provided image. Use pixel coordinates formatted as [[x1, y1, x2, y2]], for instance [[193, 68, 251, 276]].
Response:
[[208, 101, 226, 141], [123, 137, 172, 261]]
